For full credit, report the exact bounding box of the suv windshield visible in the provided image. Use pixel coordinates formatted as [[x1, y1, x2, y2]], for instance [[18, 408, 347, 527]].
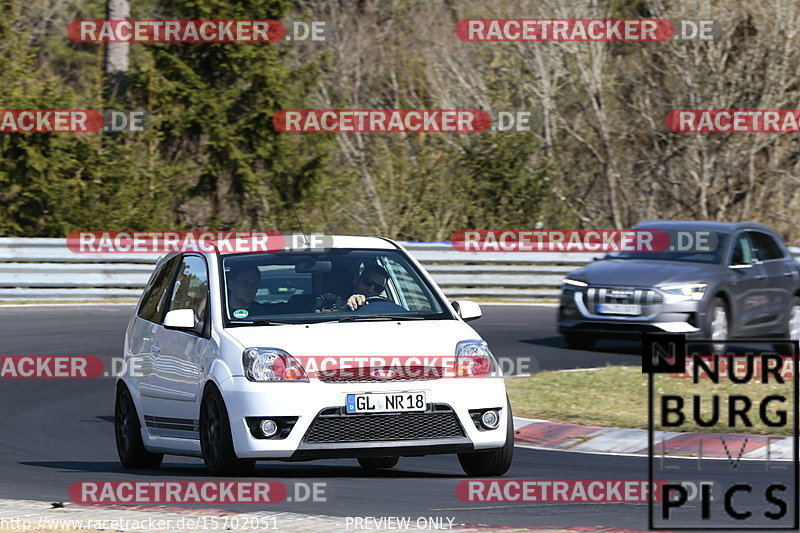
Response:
[[605, 231, 728, 263], [221, 249, 451, 325]]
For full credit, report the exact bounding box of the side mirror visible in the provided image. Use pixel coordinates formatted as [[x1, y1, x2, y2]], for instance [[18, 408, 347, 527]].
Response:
[[163, 309, 196, 330], [452, 300, 482, 322]]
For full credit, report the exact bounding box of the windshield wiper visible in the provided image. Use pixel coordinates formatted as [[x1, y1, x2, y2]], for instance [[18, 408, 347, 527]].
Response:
[[336, 315, 425, 322], [228, 319, 297, 326]]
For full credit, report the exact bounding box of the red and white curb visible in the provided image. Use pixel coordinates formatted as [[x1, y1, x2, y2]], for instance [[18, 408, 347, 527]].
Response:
[[513, 416, 792, 460]]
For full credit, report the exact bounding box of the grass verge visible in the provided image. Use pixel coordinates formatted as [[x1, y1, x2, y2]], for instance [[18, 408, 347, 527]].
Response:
[[506, 365, 794, 435]]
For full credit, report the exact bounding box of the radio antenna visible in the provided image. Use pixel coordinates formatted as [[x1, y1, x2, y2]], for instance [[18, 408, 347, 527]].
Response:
[[292, 207, 310, 246]]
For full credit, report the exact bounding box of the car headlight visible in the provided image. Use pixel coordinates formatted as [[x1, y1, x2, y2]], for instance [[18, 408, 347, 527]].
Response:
[[659, 283, 707, 302], [562, 278, 588, 287], [455, 340, 496, 377], [242, 348, 308, 382]]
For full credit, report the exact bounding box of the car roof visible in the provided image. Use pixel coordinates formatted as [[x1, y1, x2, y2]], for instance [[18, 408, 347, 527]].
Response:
[[216, 234, 398, 256], [632, 220, 777, 234], [152, 235, 399, 265]]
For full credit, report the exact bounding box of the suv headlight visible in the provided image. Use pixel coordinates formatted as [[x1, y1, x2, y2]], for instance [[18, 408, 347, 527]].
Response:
[[455, 340, 496, 377], [562, 278, 588, 287], [242, 348, 308, 382], [659, 283, 707, 302]]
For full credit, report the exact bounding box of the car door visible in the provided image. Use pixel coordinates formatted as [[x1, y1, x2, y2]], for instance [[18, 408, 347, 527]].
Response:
[[142, 254, 212, 438], [726, 232, 770, 332], [748, 230, 795, 325], [129, 254, 181, 398]]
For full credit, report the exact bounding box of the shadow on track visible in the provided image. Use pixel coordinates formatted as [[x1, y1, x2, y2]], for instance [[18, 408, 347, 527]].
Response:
[[20, 461, 463, 479]]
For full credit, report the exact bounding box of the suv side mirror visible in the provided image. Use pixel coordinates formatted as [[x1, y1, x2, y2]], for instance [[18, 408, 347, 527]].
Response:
[[163, 309, 196, 330], [452, 300, 482, 322]]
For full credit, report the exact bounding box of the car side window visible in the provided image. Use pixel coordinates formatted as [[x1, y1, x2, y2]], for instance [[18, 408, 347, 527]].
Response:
[[137, 255, 180, 323], [748, 231, 785, 261], [167, 255, 209, 334], [730, 234, 755, 266], [382, 257, 434, 312]]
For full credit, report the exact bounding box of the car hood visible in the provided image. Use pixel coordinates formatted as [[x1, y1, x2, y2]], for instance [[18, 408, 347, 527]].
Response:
[[568, 259, 719, 287], [223, 318, 481, 357]]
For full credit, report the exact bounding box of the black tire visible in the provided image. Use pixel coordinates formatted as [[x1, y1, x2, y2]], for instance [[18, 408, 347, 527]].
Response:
[[200, 387, 255, 476], [774, 296, 800, 354], [702, 297, 730, 354], [357, 456, 399, 470], [458, 401, 514, 477], [115, 383, 163, 469], [563, 333, 595, 350]]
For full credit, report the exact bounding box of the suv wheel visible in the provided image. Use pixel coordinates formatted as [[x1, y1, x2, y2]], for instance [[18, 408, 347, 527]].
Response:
[[704, 298, 729, 353], [458, 400, 514, 477], [358, 457, 399, 470], [563, 333, 595, 351], [115, 384, 163, 469], [200, 387, 255, 476], [787, 297, 800, 341]]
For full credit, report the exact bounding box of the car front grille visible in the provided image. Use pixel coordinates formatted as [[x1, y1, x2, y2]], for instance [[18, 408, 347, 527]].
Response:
[[317, 366, 444, 383], [585, 287, 663, 316], [303, 405, 464, 443]]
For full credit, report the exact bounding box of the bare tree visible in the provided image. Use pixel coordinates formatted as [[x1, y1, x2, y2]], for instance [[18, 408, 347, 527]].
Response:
[[105, 0, 129, 103]]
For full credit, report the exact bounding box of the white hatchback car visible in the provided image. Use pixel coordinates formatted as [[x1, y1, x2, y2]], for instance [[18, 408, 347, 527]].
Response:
[[115, 236, 513, 476]]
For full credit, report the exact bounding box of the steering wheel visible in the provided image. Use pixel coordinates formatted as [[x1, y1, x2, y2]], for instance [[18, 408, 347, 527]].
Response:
[[355, 296, 407, 313]]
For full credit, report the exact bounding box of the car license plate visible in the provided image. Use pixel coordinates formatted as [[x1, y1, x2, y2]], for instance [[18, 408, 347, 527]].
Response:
[[597, 303, 641, 315], [346, 392, 427, 414]]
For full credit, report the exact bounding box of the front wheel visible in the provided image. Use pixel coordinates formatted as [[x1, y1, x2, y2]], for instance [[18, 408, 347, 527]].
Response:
[[703, 298, 730, 353], [785, 297, 800, 341], [458, 402, 514, 477], [774, 296, 800, 354], [115, 384, 163, 469], [200, 387, 255, 476]]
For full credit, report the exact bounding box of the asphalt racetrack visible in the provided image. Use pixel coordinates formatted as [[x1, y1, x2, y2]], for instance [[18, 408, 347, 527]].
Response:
[[0, 304, 791, 530]]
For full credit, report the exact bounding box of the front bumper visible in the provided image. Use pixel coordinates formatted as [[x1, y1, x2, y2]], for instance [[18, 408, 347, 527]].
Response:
[[220, 375, 508, 459], [558, 288, 705, 338]]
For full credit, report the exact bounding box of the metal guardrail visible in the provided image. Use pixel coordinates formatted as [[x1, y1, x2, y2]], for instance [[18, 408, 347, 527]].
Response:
[[1, 238, 799, 303]]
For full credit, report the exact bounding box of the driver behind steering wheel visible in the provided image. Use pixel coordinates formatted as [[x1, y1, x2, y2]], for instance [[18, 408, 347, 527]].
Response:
[[343, 264, 388, 311]]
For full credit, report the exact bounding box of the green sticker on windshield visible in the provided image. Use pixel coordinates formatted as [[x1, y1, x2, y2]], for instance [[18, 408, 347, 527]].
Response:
[[233, 309, 249, 319]]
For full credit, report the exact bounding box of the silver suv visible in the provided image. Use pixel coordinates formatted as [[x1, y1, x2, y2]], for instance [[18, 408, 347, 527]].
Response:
[[558, 221, 800, 350]]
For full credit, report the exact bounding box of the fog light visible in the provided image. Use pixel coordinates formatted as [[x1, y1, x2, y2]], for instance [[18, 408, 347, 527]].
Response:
[[480, 410, 500, 429], [259, 419, 278, 437]]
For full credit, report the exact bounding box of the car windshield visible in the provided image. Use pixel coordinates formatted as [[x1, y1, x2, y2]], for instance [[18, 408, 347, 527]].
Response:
[[605, 231, 728, 263], [221, 249, 450, 325]]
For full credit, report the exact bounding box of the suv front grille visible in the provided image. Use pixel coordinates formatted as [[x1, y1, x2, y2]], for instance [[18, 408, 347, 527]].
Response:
[[585, 287, 663, 315], [303, 405, 464, 443]]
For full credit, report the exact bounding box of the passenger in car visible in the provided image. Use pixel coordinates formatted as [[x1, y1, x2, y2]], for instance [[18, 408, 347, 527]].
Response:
[[314, 267, 354, 311], [226, 264, 261, 313]]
